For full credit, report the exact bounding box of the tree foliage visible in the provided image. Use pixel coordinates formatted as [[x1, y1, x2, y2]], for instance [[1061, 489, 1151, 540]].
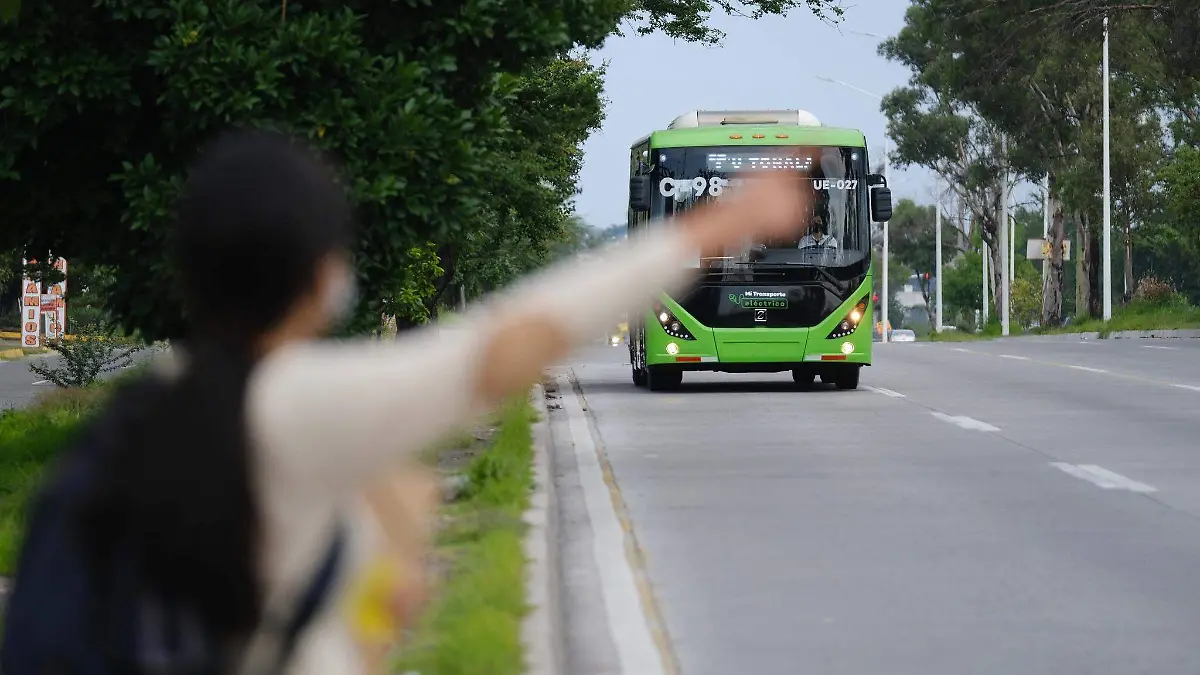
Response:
[[888, 198, 959, 324], [1, 0, 841, 339], [2, 0, 628, 339], [629, 0, 842, 44], [881, 0, 1199, 327]]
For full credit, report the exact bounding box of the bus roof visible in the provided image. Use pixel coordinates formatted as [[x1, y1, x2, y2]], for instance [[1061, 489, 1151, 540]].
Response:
[[635, 125, 867, 150], [638, 124, 873, 149]]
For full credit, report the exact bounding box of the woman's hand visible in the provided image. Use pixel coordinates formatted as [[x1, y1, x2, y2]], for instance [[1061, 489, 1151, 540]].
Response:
[[681, 170, 810, 253]]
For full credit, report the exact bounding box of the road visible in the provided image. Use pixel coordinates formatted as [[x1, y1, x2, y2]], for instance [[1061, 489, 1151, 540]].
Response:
[[547, 336, 1200, 675], [0, 346, 166, 410]]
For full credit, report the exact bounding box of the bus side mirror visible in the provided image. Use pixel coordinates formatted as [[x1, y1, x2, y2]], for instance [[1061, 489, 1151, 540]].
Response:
[[629, 176, 652, 212], [870, 186, 893, 222]]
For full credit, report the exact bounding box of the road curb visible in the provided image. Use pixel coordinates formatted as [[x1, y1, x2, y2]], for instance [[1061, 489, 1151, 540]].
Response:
[[521, 382, 563, 675], [1106, 329, 1200, 339], [985, 328, 1200, 343]]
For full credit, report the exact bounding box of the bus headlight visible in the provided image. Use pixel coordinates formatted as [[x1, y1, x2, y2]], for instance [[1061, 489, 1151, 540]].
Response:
[[826, 295, 871, 340], [652, 301, 695, 340]]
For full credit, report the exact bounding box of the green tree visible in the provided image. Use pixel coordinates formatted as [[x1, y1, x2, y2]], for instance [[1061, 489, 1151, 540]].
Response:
[[1009, 275, 1042, 332], [1144, 145, 1200, 301], [888, 198, 959, 325], [1160, 146, 1200, 247], [876, 81, 1012, 320], [0, 1, 627, 340], [942, 248, 983, 328], [438, 54, 609, 316], [631, 0, 842, 44], [0, 0, 17, 22], [2, 0, 844, 339], [882, 0, 1169, 327]]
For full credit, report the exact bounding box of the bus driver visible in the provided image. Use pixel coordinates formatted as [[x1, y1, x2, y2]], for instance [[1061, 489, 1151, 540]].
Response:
[[798, 213, 838, 249]]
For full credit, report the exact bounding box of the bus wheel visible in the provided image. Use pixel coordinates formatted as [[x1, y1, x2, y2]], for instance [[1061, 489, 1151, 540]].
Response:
[[631, 329, 648, 387], [791, 368, 815, 386], [833, 366, 861, 391], [647, 366, 683, 391], [632, 361, 647, 387]]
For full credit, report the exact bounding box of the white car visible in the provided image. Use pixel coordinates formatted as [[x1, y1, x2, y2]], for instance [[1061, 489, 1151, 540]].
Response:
[[890, 329, 917, 342]]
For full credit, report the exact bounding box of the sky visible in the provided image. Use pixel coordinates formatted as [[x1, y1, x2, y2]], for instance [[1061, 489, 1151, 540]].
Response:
[[574, 1, 936, 229]]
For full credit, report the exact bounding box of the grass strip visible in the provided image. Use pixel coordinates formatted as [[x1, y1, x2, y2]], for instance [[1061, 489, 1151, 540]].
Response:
[[393, 398, 536, 675]]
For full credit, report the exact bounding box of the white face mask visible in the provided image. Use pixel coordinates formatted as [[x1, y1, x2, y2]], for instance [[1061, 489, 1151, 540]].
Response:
[[321, 266, 358, 327]]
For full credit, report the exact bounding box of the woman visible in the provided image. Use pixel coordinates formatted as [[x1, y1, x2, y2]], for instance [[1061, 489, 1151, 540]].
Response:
[[3, 131, 808, 673]]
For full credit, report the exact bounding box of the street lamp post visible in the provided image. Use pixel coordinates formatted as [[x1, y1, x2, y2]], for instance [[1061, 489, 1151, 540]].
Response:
[[935, 179, 943, 332], [1000, 134, 1010, 336], [1102, 15, 1112, 320], [815, 74, 890, 342]]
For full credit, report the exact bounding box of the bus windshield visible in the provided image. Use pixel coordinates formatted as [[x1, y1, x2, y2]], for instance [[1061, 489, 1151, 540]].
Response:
[[651, 145, 870, 269]]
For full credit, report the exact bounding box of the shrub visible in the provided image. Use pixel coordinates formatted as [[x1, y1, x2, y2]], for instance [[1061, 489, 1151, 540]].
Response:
[[29, 320, 144, 388], [1010, 276, 1043, 331], [1131, 276, 1188, 308]]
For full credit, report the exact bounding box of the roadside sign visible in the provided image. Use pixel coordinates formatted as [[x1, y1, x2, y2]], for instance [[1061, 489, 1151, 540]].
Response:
[[1027, 238, 1071, 261], [19, 256, 68, 346], [20, 259, 40, 348]]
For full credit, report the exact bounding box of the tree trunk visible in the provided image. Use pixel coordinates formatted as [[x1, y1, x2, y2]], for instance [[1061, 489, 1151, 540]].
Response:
[[1075, 215, 1085, 318], [1041, 174, 1066, 327], [990, 196, 1005, 320], [422, 245, 457, 321], [1078, 213, 1101, 318], [1123, 220, 1134, 302]]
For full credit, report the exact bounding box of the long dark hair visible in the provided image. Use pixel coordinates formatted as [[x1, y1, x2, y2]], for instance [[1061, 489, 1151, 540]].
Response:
[[78, 131, 353, 639]]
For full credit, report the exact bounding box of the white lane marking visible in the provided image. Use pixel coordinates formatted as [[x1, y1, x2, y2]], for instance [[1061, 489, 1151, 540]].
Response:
[[32, 379, 50, 385], [930, 411, 999, 432], [1049, 463, 1157, 493], [1068, 365, 1107, 373], [1143, 345, 1177, 350], [865, 386, 905, 398], [1173, 384, 1200, 392], [556, 375, 665, 675], [998, 354, 1029, 360], [952, 347, 974, 353]]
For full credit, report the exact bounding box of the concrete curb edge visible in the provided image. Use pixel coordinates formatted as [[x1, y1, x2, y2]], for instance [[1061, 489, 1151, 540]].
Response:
[[986, 328, 1200, 343], [521, 382, 563, 675]]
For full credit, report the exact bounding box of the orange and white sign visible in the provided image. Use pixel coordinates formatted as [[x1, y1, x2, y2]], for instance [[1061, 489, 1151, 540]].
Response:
[[20, 259, 40, 348], [44, 258, 67, 340]]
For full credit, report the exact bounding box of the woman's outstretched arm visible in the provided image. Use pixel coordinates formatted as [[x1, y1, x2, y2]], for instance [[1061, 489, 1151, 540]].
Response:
[[246, 171, 808, 486]]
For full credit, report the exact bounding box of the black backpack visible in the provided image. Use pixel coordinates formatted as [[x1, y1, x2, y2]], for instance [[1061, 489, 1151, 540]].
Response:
[[0, 404, 345, 674]]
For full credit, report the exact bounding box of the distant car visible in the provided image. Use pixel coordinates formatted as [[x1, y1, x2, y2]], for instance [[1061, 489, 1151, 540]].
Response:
[[890, 329, 917, 342]]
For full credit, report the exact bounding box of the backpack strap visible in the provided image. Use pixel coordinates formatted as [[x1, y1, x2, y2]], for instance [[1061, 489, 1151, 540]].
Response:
[[274, 520, 348, 670], [237, 518, 348, 675]]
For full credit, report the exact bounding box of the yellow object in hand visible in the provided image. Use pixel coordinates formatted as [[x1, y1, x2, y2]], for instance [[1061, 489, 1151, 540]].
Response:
[[345, 557, 405, 643]]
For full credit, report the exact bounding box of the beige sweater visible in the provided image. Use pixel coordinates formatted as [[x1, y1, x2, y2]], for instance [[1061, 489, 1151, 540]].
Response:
[[238, 225, 698, 673]]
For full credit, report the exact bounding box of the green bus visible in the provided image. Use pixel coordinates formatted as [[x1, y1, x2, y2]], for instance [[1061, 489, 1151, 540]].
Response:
[[626, 109, 892, 391]]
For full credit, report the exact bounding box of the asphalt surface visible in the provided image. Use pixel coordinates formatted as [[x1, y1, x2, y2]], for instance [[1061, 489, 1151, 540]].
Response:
[[548, 336, 1200, 675], [0, 347, 165, 410]]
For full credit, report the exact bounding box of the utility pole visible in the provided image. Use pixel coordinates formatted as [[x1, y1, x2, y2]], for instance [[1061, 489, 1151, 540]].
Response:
[[814, 74, 891, 341], [882, 136, 891, 342], [1000, 135, 1010, 336]]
